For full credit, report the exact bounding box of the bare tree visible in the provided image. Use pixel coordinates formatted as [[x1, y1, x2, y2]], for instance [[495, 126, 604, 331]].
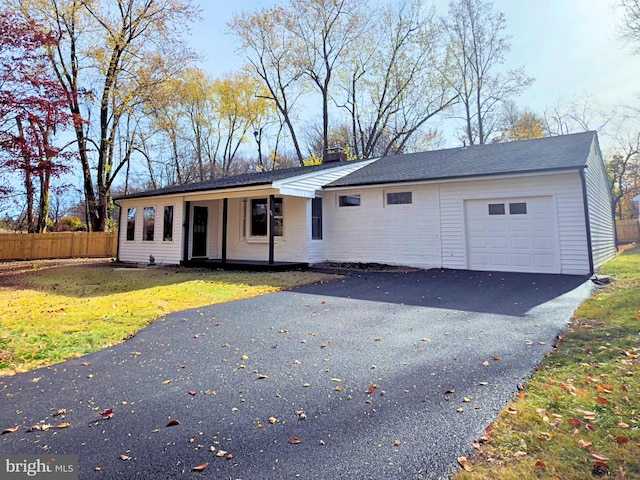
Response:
[[441, 0, 533, 145], [338, 0, 457, 158]]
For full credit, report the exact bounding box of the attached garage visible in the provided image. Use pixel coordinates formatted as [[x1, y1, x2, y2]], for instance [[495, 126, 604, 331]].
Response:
[[116, 131, 616, 276], [465, 196, 559, 273]]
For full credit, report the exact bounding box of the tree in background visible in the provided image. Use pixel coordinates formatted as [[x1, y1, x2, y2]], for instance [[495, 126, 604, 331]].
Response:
[[0, 9, 73, 233], [339, 0, 457, 158], [11, 0, 199, 231], [441, 0, 533, 145]]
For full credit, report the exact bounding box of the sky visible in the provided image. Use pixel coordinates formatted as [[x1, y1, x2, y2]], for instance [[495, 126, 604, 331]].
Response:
[[186, 0, 640, 150]]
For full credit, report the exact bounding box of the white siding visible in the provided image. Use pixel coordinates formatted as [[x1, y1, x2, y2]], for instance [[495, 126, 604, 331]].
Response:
[[323, 185, 442, 269], [224, 195, 309, 262], [307, 195, 328, 264], [118, 198, 184, 264], [584, 137, 616, 270], [439, 173, 591, 275]]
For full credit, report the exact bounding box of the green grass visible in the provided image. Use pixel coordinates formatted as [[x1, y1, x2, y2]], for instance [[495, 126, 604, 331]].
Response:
[[0, 261, 337, 375], [454, 246, 640, 480]]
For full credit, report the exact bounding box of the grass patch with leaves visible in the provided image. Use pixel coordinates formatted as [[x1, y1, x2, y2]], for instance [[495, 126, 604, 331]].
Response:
[[0, 261, 337, 376], [455, 246, 640, 480]]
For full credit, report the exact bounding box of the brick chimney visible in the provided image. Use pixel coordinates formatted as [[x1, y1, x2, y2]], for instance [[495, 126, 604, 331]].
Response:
[[324, 147, 347, 163]]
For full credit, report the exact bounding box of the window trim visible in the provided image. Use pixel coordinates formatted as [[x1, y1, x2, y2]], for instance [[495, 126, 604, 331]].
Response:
[[163, 205, 174, 242], [311, 197, 323, 240], [248, 197, 284, 239], [143, 206, 156, 241], [385, 191, 413, 206], [126, 207, 136, 241], [338, 194, 361, 207], [488, 203, 506, 215]]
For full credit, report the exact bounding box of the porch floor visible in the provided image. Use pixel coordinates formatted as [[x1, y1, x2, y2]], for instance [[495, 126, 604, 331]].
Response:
[[181, 259, 308, 272]]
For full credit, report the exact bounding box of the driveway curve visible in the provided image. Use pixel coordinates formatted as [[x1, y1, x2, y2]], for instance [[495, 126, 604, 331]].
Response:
[[0, 269, 592, 479]]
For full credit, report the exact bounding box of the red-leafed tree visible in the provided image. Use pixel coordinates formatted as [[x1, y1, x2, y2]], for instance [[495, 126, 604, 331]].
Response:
[[0, 9, 74, 232]]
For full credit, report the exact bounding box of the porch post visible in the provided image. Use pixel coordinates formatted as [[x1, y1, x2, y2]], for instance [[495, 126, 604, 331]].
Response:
[[221, 198, 228, 263], [268, 194, 275, 265], [183, 201, 191, 263]]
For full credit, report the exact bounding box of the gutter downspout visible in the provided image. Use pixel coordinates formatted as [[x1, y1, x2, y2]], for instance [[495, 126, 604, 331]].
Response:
[[579, 168, 595, 275]]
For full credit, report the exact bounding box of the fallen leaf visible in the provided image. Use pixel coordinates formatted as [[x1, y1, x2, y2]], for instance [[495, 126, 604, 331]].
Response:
[[444, 387, 455, 394], [374, 337, 382, 341], [457, 408, 464, 413], [119, 455, 130, 461], [534, 460, 546, 468], [268, 417, 278, 424], [394, 440, 402, 446], [568, 418, 582, 427], [289, 437, 302, 444], [99, 408, 114, 419], [216, 450, 227, 457], [463, 397, 471, 403], [296, 410, 307, 420], [134, 351, 142, 356], [591, 451, 609, 461], [257, 373, 271, 379], [618, 422, 630, 428], [595, 397, 608, 405], [188, 390, 197, 396], [366, 384, 376, 394], [2, 425, 20, 434], [616, 436, 629, 444], [472, 440, 481, 450], [166, 419, 180, 427], [162, 380, 172, 385], [586, 423, 596, 432], [507, 407, 518, 415], [457, 456, 473, 472], [57, 422, 71, 429], [482, 361, 489, 366], [478, 381, 489, 386], [480, 422, 494, 442], [493, 356, 501, 361], [514, 451, 527, 457], [81, 362, 91, 366], [192, 462, 209, 472], [578, 439, 593, 448]]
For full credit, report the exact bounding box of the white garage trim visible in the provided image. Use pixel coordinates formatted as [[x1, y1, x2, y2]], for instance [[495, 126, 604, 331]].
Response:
[[464, 196, 561, 273]]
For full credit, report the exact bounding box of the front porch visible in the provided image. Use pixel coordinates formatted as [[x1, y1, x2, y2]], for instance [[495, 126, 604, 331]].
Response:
[[181, 258, 308, 272]]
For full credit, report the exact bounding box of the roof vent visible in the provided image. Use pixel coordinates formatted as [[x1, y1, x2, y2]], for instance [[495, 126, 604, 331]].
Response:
[[324, 147, 347, 163]]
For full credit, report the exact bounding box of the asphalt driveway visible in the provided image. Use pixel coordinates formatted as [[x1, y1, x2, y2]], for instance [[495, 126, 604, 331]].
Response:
[[0, 269, 592, 479]]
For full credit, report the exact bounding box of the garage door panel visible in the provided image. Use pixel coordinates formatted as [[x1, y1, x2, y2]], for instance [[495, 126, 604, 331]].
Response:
[[465, 196, 559, 273]]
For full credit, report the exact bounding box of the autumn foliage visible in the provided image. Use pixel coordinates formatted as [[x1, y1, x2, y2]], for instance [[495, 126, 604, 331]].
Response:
[[0, 9, 73, 232]]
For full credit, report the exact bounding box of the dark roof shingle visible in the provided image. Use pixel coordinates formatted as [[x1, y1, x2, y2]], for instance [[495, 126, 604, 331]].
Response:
[[326, 131, 596, 188]]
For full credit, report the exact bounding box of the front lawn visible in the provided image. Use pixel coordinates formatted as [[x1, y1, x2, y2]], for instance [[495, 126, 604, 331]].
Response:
[[0, 261, 336, 375], [454, 246, 640, 479]]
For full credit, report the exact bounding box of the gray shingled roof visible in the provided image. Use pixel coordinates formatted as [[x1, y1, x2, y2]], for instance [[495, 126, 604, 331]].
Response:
[[115, 132, 597, 200], [326, 131, 597, 188], [114, 160, 355, 200]]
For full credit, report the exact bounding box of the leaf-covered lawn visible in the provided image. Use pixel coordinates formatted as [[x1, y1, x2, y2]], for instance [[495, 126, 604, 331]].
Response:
[[454, 247, 640, 480], [0, 260, 337, 375]]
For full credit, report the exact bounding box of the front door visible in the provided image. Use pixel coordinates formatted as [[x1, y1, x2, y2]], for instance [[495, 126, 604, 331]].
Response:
[[192, 206, 208, 257]]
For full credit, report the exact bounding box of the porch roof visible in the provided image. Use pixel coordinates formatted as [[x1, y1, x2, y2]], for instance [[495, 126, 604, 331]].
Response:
[[114, 159, 374, 201]]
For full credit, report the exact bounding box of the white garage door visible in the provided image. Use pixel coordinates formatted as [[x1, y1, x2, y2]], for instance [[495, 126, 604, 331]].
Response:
[[465, 196, 559, 273]]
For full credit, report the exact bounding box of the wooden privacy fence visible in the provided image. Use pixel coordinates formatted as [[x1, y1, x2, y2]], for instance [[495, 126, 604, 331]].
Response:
[[616, 219, 640, 244], [0, 232, 118, 261]]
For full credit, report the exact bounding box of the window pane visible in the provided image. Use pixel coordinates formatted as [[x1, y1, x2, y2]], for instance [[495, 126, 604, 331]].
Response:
[[143, 207, 155, 241], [273, 198, 283, 237], [312, 197, 323, 240], [251, 199, 267, 236], [509, 202, 527, 215], [387, 192, 412, 205], [488, 203, 505, 215], [339, 195, 361, 207], [126, 208, 136, 241], [163, 206, 173, 241]]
